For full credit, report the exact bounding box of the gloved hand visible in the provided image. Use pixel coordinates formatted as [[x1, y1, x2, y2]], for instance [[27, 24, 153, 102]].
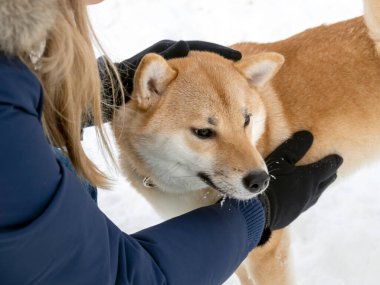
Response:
[[259, 131, 343, 231], [98, 40, 242, 121]]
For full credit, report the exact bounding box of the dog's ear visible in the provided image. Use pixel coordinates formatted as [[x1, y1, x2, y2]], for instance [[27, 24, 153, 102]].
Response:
[[235, 52, 284, 87], [133, 53, 177, 111]]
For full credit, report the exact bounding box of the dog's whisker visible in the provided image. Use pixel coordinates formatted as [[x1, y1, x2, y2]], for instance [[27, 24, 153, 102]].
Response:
[[266, 161, 278, 168]]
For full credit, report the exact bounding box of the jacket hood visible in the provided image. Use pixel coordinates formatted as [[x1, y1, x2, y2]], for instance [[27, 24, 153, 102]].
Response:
[[0, 0, 58, 55]]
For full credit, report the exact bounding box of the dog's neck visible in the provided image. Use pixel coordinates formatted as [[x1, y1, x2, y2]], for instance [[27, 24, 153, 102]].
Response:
[[128, 164, 157, 189], [256, 84, 291, 156]]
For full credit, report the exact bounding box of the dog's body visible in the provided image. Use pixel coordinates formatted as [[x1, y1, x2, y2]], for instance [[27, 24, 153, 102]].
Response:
[[229, 15, 380, 284], [112, 1, 380, 284]]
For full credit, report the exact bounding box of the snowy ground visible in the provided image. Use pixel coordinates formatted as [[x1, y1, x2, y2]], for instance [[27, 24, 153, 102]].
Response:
[[85, 0, 380, 284]]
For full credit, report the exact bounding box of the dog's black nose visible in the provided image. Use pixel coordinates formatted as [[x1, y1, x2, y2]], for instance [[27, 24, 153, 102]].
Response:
[[242, 171, 270, 193]]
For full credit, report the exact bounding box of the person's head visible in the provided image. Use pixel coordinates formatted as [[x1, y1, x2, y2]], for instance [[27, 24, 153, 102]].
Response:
[[0, 0, 117, 187]]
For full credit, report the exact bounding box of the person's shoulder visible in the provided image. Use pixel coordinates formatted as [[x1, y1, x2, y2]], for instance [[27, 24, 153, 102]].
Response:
[[0, 53, 37, 77], [0, 53, 42, 114], [0, 53, 40, 88]]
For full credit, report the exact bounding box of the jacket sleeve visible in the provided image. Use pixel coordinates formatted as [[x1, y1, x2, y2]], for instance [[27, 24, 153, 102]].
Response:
[[0, 55, 265, 285]]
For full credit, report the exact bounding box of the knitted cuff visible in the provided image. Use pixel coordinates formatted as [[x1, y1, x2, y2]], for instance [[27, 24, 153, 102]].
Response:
[[257, 227, 272, 246], [257, 192, 271, 229], [257, 193, 272, 246], [225, 198, 266, 251]]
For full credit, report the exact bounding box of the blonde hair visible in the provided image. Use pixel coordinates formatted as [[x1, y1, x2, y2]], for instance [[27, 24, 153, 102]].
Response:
[[22, 0, 121, 188]]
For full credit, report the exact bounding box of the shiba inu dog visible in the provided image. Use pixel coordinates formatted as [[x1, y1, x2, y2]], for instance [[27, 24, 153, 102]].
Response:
[[112, 0, 380, 284]]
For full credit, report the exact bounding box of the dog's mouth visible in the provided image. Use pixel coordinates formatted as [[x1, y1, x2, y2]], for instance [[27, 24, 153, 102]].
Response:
[[197, 172, 229, 196]]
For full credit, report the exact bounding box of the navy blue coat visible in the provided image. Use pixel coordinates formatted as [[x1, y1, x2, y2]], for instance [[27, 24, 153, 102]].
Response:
[[0, 55, 265, 285]]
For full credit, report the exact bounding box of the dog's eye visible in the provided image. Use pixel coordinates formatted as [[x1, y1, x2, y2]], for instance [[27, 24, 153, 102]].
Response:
[[192, 128, 215, 139], [244, 114, 251, 127]]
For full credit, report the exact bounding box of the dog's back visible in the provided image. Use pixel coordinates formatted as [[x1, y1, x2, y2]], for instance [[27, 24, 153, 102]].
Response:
[[231, 3, 380, 284], [232, 15, 380, 176]]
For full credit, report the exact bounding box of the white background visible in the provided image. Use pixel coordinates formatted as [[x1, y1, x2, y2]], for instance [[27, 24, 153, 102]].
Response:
[[85, 1, 380, 284]]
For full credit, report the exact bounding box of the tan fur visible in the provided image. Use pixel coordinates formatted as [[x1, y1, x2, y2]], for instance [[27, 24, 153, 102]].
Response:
[[230, 16, 380, 285], [237, 230, 293, 285], [0, 0, 58, 55], [113, 53, 276, 216], [113, 2, 380, 284]]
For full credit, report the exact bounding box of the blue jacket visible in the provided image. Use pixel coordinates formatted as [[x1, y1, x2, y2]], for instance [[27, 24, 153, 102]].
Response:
[[0, 55, 265, 285]]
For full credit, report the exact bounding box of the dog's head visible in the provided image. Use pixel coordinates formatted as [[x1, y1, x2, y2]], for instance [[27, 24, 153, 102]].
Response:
[[113, 51, 284, 200]]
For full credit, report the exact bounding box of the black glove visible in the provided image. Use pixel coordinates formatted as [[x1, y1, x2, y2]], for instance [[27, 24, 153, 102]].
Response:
[[259, 131, 343, 232], [98, 40, 242, 121]]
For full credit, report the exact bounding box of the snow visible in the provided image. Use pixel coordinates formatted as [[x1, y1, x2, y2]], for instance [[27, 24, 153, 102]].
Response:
[[85, 0, 380, 284]]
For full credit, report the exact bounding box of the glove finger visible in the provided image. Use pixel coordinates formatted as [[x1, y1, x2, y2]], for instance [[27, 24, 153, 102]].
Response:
[[318, 173, 338, 192], [137, 40, 176, 58], [265, 131, 314, 167], [160, 40, 190, 60], [303, 194, 321, 214], [186, 40, 242, 61], [125, 40, 176, 68], [304, 174, 337, 211], [151, 39, 176, 48], [306, 155, 343, 182]]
